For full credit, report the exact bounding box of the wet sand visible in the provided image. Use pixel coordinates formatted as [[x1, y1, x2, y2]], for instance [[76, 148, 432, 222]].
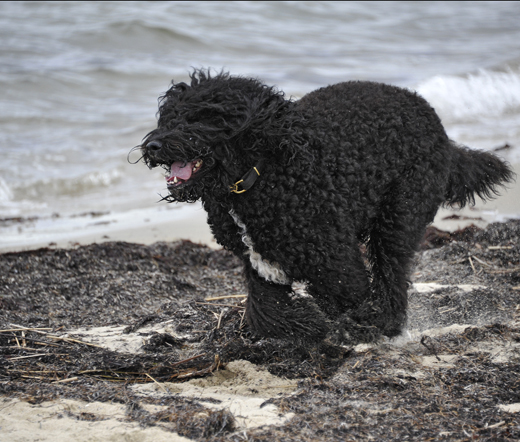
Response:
[[1, 163, 518, 255]]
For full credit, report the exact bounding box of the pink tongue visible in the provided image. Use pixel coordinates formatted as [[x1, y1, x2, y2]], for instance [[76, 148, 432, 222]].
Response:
[[169, 161, 193, 181]]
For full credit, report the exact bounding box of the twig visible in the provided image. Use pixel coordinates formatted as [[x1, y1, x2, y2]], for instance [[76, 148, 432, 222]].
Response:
[[239, 308, 247, 330], [487, 267, 520, 274], [169, 353, 206, 368], [14, 369, 65, 375], [52, 377, 79, 384], [0, 327, 52, 333], [3, 336, 62, 348], [471, 255, 492, 267], [486, 421, 505, 429], [78, 370, 149, 376], [145, 373, 168, 393], [31, 340, 61, 348], [47, 335, 104, 348], [468, 256, 476, 274], [204, 295, 247, 301], [196, 302, 245, 309], [216, 309, 225, 329], [8, 324, 52, 330], [9, 353, 47, 360], [177, 355, 220, 380]]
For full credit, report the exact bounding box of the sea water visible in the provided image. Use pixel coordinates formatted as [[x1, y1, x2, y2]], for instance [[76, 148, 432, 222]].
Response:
[[1, 1, 519, 247]]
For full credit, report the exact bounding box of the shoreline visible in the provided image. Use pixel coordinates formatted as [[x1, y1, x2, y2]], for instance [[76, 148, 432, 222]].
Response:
[[0, 203, 217, 254], [1, 163, 518, 254]]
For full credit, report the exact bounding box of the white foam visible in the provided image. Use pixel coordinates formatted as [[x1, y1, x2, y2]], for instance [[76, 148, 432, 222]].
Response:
[[416, 67, 520, 122], [0, 177, 13, 202]]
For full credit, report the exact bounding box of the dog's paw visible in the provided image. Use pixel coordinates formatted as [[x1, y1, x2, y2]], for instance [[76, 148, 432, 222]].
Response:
[[327, 312, 382, 346], [247, 296, 330, 344]]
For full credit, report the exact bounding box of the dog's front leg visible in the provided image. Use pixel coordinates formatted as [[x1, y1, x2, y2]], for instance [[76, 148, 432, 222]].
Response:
[[242, 260, 329, 344]]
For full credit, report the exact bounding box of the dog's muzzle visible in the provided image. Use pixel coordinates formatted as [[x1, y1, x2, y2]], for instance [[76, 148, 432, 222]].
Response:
[[142, 140, 164, 168], [146, 140, 163, 151]]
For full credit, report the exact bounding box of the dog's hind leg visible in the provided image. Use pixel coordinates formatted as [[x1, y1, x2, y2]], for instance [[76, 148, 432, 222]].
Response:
[[243, 259, 330, 343], [301, 235, 380, 344], [358, 179, 444, 338]]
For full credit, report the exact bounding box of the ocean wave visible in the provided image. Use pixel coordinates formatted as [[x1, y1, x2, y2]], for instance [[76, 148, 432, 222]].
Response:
[[416, 66, 520, 123], [74, 18, 207, 55], [0, 178, 13, 202], [113, 19, 203, 44], [12, 169, 123, 201]]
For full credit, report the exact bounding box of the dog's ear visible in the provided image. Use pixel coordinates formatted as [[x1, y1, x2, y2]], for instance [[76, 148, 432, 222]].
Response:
[[241, 98, 312, 164], [226, 91, 309, 161]]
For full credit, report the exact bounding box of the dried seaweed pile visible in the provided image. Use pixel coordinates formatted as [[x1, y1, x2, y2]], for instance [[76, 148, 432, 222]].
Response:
[[0, 240, 245, 328], [410, 220, 520, 330], [266, 324, 520, 441], [1, 221, 520, 441]]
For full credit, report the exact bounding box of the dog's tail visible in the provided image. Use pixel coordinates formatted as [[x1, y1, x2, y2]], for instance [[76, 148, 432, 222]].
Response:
[[444, 142, 514, 208]]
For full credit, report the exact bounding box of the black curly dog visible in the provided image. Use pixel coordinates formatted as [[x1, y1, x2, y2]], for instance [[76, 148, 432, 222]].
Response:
[[139, 70, 513, 344]]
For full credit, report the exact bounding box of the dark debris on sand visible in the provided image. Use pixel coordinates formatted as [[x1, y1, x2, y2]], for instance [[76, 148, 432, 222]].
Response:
[[1, 220, 520, 441]]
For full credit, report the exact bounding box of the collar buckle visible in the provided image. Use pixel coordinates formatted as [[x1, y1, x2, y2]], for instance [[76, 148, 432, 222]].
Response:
[[230, 179, 247, 194], [230, 162, 263, 194]]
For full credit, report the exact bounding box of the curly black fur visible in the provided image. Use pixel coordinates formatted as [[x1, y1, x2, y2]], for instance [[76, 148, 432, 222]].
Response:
[[139, 69, 514, 345]]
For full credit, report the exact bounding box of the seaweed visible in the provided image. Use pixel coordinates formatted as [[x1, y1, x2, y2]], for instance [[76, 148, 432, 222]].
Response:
[[1, 221, 520, 440]]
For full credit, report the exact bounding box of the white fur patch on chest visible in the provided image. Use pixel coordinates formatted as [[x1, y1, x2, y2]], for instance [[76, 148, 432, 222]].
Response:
[[229, 209, 291, 285]]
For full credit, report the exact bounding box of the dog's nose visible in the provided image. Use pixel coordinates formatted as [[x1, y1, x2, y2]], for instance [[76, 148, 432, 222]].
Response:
[[146, 140, 163, 151]]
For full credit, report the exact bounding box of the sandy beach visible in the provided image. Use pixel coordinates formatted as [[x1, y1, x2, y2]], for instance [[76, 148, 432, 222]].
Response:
[[1, 159, 518, 442], [1, 213, 520, 440]]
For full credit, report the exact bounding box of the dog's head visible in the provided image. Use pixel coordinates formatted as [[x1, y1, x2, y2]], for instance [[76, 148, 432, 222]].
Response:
[[139, 69, 305, 203]]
